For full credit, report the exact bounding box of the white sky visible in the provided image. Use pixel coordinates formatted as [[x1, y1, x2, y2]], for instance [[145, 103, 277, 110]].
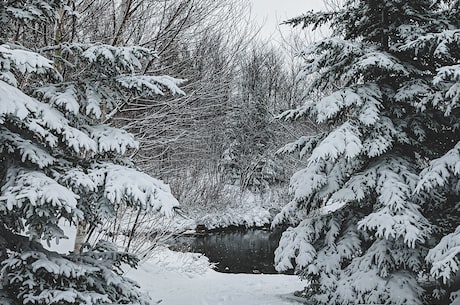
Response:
[[250, 0, 326, 40]]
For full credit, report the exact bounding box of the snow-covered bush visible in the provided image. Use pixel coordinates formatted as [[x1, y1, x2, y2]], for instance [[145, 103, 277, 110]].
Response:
[[182, 184, 288, 230], [0, 1, 183, 304], [274, 1, 460, 304]]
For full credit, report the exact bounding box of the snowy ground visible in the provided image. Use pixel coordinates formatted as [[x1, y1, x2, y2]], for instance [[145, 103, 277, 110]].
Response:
[[126, 248, 307, 305]]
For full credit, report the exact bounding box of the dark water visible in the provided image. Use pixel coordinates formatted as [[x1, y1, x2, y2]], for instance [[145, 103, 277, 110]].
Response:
[[172, 228, 288, 274]]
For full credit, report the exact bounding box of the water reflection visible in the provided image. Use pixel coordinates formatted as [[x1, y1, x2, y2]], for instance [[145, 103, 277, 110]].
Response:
[[172, 228, 289, 274]]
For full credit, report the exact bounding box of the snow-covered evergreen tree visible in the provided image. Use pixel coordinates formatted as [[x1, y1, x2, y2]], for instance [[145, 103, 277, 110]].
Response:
[[0, 1, 183, 304], [273, 1, 459, 304]]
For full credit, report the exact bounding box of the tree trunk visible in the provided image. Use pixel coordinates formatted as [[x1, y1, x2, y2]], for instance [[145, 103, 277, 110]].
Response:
[[74, 221, 87, 254]]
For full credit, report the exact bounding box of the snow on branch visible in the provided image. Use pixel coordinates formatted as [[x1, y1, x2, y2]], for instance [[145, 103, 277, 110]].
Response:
[[323, 167, 377, 213], [315, 84, 382, 124], [0, 80, 39, 121], [116, 75, 185, 96], [276, 134, 324, 159], [433, 64, 460, 116], [277, 99, 314, 121], [59, 168, 97, 193], [315, 89, 362, 123], [89, 163, 179, 217], [277, 84, 382, 126], [61, 127, 97, 155], [400, 29, 460, 60], [362, 117, 397, 157], [344, 266, 422, 305], [84, 85, 102, 119], [358, 158, 430, 248], [59, 43, 155, 73], [435, 65, 460, 86], [0, 167, 83, 241], [302, 38, 365, 71], [38, 85, 80, 115], [416, 142, 460, 193], [283, 10, 338, 30], [0, 167, 81, 215], [345, 51, 414, 79], [0, 44, 55, 75], [3, 1, 59, 22], [84, 125, 138, 154], [0, 80, 97, 154], [427, 225, 460, 284], [81, 44, 152, 70], [394, 79, 432, 111], [358, 207, 427, 248], [289, 163, 327, 204], [0, 128, 56, 168], [274, 219, 319, 271], [271, 200, 304, 227], [308, 122, 363, 163]]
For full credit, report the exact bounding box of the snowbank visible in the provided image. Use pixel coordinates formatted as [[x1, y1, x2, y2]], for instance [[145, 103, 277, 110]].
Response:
[[183, 185, 287, 230], [126, 248, 306, 305]]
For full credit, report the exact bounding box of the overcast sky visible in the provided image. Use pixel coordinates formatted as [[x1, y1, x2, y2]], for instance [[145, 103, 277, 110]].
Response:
[[250, 0, 326, 39]]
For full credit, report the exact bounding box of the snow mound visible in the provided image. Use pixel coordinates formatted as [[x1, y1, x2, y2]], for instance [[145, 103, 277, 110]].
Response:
[[126, 249, 306, 305], [141, 247, 214, 276]]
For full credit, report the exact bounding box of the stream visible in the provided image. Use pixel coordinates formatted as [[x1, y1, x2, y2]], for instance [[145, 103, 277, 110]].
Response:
[[171, 227, 292, 274]]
